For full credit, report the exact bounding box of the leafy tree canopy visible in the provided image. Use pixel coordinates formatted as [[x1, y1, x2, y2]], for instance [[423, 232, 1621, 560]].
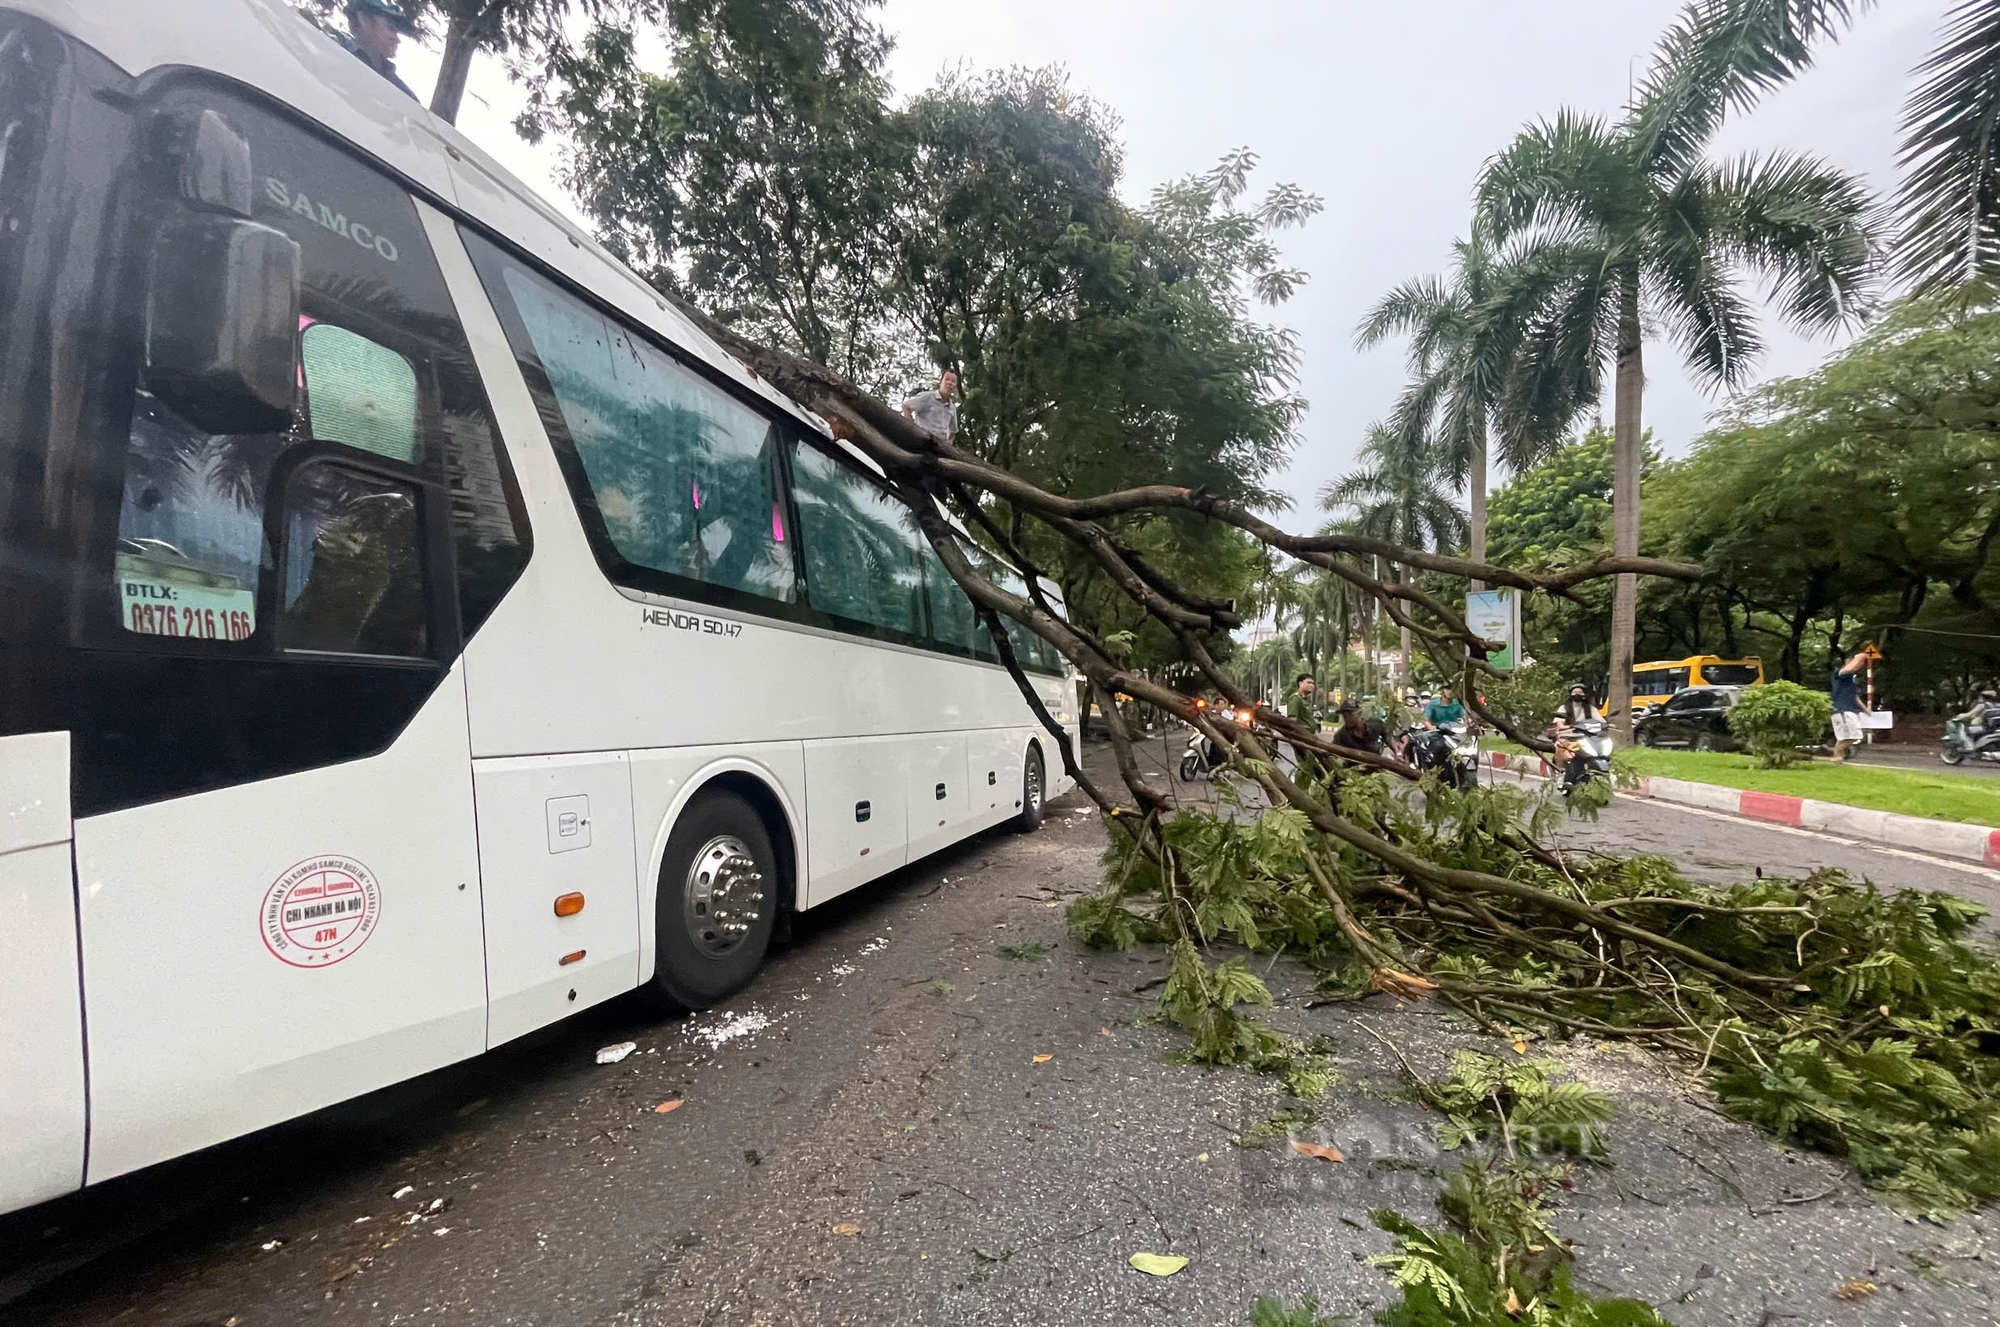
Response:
[[1648, 297, 2000, 694], [545, 1, 1317, 657]]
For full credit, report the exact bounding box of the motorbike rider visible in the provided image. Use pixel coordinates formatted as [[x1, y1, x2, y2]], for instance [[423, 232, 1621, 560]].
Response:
[[1950, 689, 2000, 734], [1547, 683, 1598, 785], [1424, 685, 1467, 729]]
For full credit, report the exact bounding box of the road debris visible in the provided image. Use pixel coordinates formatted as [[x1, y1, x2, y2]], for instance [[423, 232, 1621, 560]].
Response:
[[1129, 1252, 1188, 1276], [654, 1098, 684, 1114], [595, 1041, 638, 1065], [690, 1009, 772, 1049]]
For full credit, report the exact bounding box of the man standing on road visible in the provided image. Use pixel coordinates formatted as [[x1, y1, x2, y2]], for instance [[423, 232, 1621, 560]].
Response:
[[1279, 674, 1321, 780], [1830, 646, 1871, 762], [338, 1, 420, 100], [1286, 673, 1320, 731], [900, 370, 960, 443]]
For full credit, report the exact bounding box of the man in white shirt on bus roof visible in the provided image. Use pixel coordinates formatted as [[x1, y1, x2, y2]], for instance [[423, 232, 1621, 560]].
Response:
[[900, 370, 960, 443]]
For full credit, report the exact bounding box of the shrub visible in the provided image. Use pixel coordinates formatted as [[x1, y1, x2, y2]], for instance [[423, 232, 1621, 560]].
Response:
[[1727, 681, 1833, 767]]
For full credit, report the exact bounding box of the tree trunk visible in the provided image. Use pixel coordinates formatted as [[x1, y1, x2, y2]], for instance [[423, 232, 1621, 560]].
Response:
[[1366, 557, 1379, 698], [1399, 561, 1413, 687], [430, 17, 479, 125], [1337, 589, 1351, 699], [1468, 416, 1488, 595], [1606, 276, 1644, 744]]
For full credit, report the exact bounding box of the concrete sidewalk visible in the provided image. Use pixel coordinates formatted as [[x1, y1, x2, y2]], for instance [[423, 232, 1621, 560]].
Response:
[[1489, 751, 2000, 869]]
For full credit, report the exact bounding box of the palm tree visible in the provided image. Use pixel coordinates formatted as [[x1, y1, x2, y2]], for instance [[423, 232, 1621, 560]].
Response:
[[1896, 1, 2000, 293], [1355, 229, 1526, 589], [1323, 424, 1469, 685], [1475, 52, 1876, 739], [1640, 0, 2000, 296]]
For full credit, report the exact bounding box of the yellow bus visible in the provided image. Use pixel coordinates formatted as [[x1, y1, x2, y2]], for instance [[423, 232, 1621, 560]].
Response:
[[1625, 656, 1765, 712]]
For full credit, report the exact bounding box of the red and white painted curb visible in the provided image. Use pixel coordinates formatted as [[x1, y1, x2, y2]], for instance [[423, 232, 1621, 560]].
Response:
[[1487, 751, 2000, 869]]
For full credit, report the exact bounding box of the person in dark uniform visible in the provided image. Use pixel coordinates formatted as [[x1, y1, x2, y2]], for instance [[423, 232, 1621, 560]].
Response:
[[1330, 701, 1384, 756], [338, 0, 420, 101]]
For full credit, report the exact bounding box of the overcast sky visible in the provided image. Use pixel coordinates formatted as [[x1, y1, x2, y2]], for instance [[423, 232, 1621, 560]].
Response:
[[393, 0, 1949, 519]]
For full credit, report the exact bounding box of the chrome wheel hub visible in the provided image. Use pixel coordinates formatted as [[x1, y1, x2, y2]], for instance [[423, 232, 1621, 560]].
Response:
[[684, 835, 766, 958], [1026, 760, 1043, 812]]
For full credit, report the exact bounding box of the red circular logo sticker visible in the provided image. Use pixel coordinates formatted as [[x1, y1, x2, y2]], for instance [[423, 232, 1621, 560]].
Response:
[[261, 856, 381, 967]]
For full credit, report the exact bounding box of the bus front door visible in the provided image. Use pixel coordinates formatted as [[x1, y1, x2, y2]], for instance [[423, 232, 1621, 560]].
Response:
[[0, 732, 87, 1210]]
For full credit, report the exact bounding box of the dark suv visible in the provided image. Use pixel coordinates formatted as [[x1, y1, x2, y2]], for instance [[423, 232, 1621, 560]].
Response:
[[1634, 686, 1743, 752]]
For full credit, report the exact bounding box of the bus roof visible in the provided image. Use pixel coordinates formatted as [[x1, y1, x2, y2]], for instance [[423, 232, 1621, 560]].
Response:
[[1634, 656, 1761, 671]]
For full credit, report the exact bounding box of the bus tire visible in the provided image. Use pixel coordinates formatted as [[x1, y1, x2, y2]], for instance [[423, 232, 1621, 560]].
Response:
[[1012, 746, 1046, 833], [647, 790, 778, 1011]]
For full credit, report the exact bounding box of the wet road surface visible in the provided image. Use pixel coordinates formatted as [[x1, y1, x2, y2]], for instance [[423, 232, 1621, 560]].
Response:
[[3, 741, 1997, 1326]]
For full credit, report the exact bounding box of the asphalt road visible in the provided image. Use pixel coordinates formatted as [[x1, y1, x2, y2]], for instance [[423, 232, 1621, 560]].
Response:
[[1852, 743, 2000, 779], [4, 741, 1998, 1326]]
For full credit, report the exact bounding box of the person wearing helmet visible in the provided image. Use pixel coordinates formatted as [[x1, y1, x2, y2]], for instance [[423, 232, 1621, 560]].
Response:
[[339, 0, 420, 101], [1551, 683, 1595, 732]]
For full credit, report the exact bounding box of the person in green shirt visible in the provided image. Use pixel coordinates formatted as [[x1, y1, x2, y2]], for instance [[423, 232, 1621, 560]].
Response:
[[1285, 673, 1321, 729], [1282, 673, 1321, 781], [1423, 685, 1466, 728]]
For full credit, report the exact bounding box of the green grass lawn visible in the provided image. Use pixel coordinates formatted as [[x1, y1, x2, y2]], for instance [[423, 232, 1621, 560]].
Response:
[[1491, 739, 2000, 829]]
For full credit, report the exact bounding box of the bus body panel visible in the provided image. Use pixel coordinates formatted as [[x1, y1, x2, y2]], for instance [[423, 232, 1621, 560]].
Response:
[[801, 736, 912, 907], [968, 728, 1030, 825], [474, 751, 639, 1048], [905, 733, 973, 861], [0, 732, 87, 1209], [629, 745, 808, 984], [72, 671, 487, 1182]]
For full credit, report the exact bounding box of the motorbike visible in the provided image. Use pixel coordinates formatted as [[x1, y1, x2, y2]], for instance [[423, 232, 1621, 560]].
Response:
[[1409, 722, 1482, 790], [1555, 719, 1614, 797], [1941, 704, 2000, 766], [1178, 702, 1254, 782]]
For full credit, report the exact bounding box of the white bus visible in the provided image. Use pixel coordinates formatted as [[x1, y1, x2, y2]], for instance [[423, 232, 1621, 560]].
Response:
[[0, 0, 1078, 1216]]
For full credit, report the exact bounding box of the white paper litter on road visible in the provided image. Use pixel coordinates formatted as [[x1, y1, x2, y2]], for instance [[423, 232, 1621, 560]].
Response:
[[831, 962, 857, 976], [594, 1041, 638, 1065], [390, 1185, 414, 1199], [861, 936, 888, 954], [690, 1009, 772, 1049]]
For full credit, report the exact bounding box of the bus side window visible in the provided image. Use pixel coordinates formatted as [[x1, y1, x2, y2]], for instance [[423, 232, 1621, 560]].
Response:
[[463, 240, 793, 608], [921, 544, 979, 653], [789, 442, 923, 637]]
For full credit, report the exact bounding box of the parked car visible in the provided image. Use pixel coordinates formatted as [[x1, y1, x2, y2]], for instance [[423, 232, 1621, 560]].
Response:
[[1633, 685, 1743, 752]]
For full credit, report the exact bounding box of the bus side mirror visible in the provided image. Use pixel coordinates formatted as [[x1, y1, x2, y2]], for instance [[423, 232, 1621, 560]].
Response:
[[144, 212, 301, 435]]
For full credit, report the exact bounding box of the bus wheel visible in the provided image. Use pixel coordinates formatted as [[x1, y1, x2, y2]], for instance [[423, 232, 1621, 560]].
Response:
[[1012, 746, 1046, 833], [647, 791, 777, 1011]]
